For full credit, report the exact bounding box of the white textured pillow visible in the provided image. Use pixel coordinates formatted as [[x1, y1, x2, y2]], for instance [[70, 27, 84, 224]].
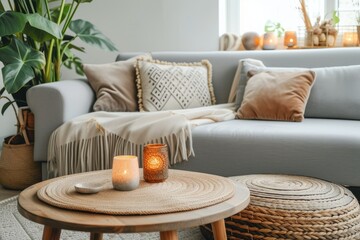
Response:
[[135, 59, 216, 111]]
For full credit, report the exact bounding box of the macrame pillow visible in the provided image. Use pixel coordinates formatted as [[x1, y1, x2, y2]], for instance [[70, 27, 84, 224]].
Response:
[[135, 59, 216, 111]]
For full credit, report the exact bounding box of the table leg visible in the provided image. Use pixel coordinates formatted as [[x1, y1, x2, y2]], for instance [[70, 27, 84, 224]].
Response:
[[211, 219, 227, 240], [160, 230, 178, 240], [42, 225, 61, 240], [90, 232, 103, 240]]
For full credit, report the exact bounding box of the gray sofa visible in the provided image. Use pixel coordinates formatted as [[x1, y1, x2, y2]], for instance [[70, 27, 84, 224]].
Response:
[[27, 48, 360, 186]]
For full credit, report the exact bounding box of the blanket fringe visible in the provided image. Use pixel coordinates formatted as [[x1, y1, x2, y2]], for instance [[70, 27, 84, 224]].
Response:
[[48, 128, 193, 177]]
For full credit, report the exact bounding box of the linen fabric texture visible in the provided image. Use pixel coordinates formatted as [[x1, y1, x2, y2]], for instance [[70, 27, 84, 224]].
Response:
[[231, 59, 360, 120], [237, 70, 316, 122], [47, 104, 235, 177], [83, 54, 151, 112], [135, 59, 216, 112]]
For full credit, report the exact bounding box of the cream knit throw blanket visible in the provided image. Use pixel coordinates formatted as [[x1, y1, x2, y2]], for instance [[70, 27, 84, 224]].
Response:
[[48, 104, 235, 177]]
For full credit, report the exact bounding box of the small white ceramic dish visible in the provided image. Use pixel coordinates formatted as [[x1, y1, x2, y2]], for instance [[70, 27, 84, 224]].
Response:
[[74, 182, 107, 194]]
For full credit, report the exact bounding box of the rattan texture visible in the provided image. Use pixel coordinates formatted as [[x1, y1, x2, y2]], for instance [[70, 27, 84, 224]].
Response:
[[37, 169, 235, 215], [200, 174, 360, 240]]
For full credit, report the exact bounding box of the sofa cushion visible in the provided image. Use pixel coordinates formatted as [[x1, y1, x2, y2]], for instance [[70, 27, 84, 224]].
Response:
[[84, 54, 151, 112], [173, 118, 360, 186], [232, 60, 360, 120], [135, 58, 216, 111], [237, 70, 315, 122]]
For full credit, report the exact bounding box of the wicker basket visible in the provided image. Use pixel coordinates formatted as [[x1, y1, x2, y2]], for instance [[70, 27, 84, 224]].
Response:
[[0, 142, 41, 190], [200, 174, 360, 240], [0, 107, 41, 190]]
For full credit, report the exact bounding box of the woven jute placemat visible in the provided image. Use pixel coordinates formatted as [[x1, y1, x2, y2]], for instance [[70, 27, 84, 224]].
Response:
[[37, 169, 235, 215], [200, 174, 360, 240]]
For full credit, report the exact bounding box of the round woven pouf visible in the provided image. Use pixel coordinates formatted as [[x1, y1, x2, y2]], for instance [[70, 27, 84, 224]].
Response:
[[200, 174, 360, 240]]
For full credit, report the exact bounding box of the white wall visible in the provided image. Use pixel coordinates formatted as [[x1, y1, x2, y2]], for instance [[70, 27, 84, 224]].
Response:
[[63, 0, 219, 78], [0, 65, 17, 142], [0, 0, 219, 140]]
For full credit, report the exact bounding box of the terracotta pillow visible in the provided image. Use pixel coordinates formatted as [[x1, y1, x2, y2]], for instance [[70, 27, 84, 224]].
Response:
[[84, 54, 151, 112], [237, 70, 316, 122]]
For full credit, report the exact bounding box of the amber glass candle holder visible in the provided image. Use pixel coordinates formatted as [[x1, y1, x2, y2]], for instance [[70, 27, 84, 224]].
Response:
[[284, 31, 297, 48], [143, 144, 169, 183], [112, 155, 140, 191]]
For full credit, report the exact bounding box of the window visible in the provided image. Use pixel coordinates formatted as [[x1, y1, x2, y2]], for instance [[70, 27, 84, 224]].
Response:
[[337, 0, 360, 25], [219, 0, 359, 36]]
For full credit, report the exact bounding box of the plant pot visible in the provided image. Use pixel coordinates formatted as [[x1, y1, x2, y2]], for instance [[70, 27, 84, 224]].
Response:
[[0, 107, 39, 190], [0, 141, 41, 190], [20, 107, 35, 143]]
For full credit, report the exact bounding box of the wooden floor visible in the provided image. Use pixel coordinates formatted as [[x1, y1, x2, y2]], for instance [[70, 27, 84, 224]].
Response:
[[0, 184, 20, 201]]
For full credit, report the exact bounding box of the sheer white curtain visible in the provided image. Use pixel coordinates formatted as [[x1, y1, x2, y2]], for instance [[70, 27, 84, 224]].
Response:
[[219, 0, 331, 36]]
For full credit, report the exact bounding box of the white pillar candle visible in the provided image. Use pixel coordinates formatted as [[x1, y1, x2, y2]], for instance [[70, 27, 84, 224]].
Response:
[[112, 155, 140, 191]]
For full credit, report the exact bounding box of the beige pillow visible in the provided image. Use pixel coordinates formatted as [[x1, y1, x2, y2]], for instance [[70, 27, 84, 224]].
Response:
[[84, 54, 151, 112], [135, 58, 216, 111], [237, 70, 316, 122]]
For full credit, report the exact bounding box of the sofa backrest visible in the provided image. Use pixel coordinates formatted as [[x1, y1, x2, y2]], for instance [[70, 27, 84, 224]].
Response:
[[117, 48, 360, 120]]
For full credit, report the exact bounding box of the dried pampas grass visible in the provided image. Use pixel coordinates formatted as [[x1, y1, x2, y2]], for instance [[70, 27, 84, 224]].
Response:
[[299, 0, 312, 30]]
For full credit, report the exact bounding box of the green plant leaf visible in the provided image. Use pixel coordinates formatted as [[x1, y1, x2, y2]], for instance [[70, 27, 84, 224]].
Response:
[[0, 11, 27, 36], [0, 87, 5, 96], [2, 63, 35, 94], [64, 56, 84, 75], [332, 10, 340, 25], [0, 2, 5, 11], [23, 13, 62, 42], [74, 0, 93, 3], [63, 42, 85, 53], [1, 100, 13, 115], [70, 19, 117, 51], [0, 38, 45, 93], [51, 3, 71, 23]]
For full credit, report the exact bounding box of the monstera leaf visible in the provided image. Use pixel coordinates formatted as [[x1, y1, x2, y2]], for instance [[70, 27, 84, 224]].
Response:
[[70, 19, 117, 51], [0, 38, 45, 94]]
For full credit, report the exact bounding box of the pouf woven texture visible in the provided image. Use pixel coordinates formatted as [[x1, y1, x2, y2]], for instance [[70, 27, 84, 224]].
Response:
[[200, 174, 360, 240]]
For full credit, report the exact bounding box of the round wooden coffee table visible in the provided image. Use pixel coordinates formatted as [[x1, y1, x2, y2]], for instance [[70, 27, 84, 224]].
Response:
[[18, 170, 250, 240]]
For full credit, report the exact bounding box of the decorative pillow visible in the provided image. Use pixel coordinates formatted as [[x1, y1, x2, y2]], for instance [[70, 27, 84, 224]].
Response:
[[135, 59, 216, 111], [232, 59, 360, 120], [228, 58, 265, 104], [232, 59, 305, 108], [84, 54, 151, 112], [237, 70, 316, 122]]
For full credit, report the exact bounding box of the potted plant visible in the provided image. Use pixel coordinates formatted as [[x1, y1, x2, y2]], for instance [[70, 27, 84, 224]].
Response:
[[262, 20, 284, 50], [0, 0, 117, 112]]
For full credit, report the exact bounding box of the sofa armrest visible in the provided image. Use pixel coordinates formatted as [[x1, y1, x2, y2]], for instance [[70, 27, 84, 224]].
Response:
[[27, 79, 95, 162]]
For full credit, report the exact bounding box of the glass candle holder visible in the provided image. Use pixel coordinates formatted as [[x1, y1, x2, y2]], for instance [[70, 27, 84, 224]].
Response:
[[143, 144, 169, 183], [262, 32, 278, 50], [343, 32, 358, 47], [112, 155, 140, 191], [284, 31, 297, 48]]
